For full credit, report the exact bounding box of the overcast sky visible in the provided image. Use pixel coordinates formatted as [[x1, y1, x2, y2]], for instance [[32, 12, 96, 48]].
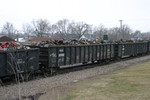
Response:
[[0, 0, 150, 32]]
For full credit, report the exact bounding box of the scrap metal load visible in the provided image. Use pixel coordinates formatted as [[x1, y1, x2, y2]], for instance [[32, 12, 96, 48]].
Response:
[[28, 39, 147, 47], [29, 39, 113, 47], [0, 41, 28, 51], [30, 40, 99, 47]]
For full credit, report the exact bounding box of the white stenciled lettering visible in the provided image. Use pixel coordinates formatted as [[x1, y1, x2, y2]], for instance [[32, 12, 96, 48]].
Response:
[[59, 53, 64, 57]]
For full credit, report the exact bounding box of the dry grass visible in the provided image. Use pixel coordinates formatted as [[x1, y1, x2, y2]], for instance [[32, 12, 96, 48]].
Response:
[[64, 61, 150, 100]]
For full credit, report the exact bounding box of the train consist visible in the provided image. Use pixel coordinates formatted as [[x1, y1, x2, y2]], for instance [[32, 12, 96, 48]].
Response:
[[0, 41, 150, 79]]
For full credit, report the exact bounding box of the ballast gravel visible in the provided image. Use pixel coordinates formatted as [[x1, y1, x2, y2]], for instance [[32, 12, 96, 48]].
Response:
[[1, 55, 150, 100]]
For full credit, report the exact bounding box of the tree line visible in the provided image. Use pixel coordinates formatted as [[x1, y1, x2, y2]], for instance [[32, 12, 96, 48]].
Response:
[[1, 18, 150, 41]]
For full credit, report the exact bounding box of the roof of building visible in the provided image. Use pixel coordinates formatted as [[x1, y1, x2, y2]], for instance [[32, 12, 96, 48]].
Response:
[[30, 37, 62, 42], [0, 34, 6, 38], [0, 36, 15, 42]]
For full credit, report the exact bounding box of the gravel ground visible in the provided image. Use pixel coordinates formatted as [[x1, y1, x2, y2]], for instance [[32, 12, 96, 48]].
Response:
[[1, 55, 150, 100]]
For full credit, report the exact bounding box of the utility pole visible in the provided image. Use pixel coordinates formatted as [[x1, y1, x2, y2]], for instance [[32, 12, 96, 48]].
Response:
[[119, 20, 123, 29], [119, 20, 123, 40]]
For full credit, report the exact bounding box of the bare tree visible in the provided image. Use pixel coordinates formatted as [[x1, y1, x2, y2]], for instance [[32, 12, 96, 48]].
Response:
[[49, 24, 57, 37], [142, 32, 150, 40], [54, 19, 71, 39], [22, 24, 33, 34], [121, 25, 132, 40], [71, 21, 91, 40], [93, 25, 108, 40], [22, 24, 34, 41], [108, 27, 120, 40], [1, 22, 17, 39], [32, 19, 51, 37], [108, 24, 132, 41]]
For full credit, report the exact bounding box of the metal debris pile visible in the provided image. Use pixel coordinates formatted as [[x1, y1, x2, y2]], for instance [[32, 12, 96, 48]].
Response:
[[29, 39, 150, 47], [0, 41, 28, 51], [1, 40, 147, 50], [30, 39, 104, 47]]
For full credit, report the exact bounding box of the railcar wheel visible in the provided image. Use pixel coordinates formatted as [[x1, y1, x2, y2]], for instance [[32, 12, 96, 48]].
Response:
[[97, 60, 101, 63], [82, 62, 88, 64], [42, 68, 51, 77], [92, 61, 95, 63], [116, 57, 121, 61], [43, 67, 59, 77], [105, 59, 110, 63], [40, 66, 59, 77], [39, 64, 50, 77], [50, 67, 59, 75]]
